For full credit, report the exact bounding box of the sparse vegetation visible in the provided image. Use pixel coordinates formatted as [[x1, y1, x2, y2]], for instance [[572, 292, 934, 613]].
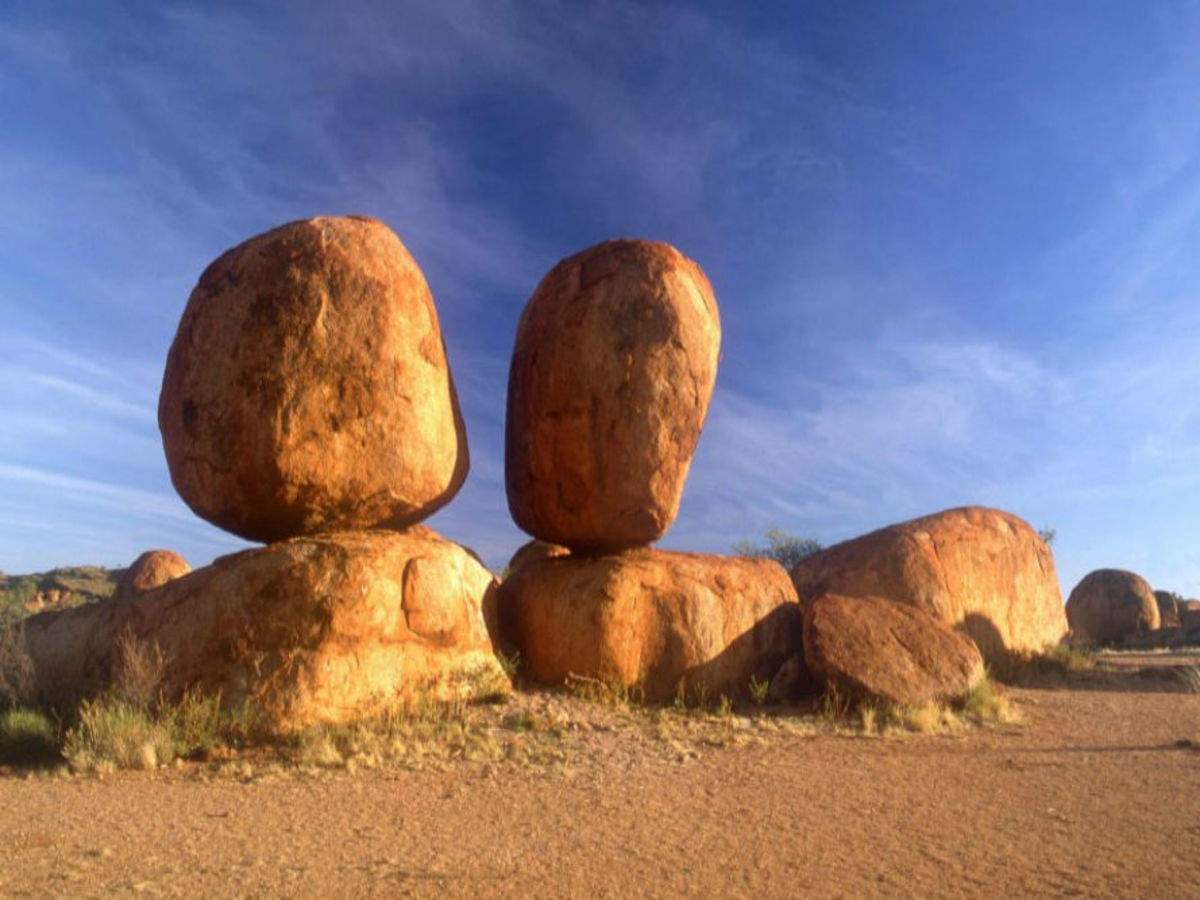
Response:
[[990, 644, 1097, 685], [732, 528, 822, 569], [0, 622, 33, 708], [0, 566, 119, 623], [1037, 528, 1057, 547], [1178, 665, 1200, 694], [0, 707, 60, 763], [748, 674, 770, 706]]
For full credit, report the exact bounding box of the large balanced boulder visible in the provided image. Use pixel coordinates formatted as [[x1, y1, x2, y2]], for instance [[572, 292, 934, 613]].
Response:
[[115, 550, 190, 600], [505, 240, 720, 550], [790, 507, 1067, 664], [19, 528, 506, 731], [159, 216, 468, 543], [803, 593, 985, 706], [498, 549, 800, 702], [1066, 569, 1160, 645], [1153, 591, 1182, 629]]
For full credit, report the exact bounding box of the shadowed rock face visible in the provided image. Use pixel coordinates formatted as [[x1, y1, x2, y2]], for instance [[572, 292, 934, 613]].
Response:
[[789, 507, 1067, 664], [497, 549, 801, 702], [803, 593, 984, 706], [1181, 599, 1200, 630], [159, 216, 468, 543], [20, 528, 506, 732], [1067, 569, 1160, 646], [505, 240, 720, 551], [115, 550, 190, 600], [1152, 591, 1182, 629]]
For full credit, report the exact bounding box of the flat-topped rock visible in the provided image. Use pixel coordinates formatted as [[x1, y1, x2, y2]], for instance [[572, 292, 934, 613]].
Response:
[[20, 528, 507, 732], [497, 548, 800, 702]]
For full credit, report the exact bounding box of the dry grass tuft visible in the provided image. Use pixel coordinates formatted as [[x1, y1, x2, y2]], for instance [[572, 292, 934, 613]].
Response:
[[1177, 665, 1200, 694]]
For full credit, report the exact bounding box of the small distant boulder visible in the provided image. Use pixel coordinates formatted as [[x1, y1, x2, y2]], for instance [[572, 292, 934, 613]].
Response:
[[1179, 599, 1200, 630], [498, 549, 800, 702], [790, 506, 1067, 664], [802, 593, 985, 707], [1153, 591, 1182, 629], [1066, 569, 1160, 646], [158, 216, 468, 543], [504, 540, 569, 576], [115, 550, 190, 600], [505, 240, 720, 550]]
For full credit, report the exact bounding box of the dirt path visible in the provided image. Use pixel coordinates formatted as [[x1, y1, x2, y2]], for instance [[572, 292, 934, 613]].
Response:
[[3, 673, 1199, 897]]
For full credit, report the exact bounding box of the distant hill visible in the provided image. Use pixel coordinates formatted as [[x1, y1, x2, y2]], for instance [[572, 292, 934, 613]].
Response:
[[0, 565, 122, 624]]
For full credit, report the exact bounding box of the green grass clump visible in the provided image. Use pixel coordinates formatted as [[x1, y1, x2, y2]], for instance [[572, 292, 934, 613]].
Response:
[[0, 707, 60, 763]]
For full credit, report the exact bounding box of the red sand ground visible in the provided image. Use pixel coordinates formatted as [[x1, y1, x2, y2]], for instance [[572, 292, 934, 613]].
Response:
[[2, 654, 1199, 897]]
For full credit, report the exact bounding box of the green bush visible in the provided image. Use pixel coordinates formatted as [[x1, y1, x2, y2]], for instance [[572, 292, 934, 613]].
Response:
[[733, 527, 823, 569]]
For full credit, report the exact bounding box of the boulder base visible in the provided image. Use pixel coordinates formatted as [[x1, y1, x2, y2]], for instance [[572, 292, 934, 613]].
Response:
[[1066, 569, 1160, 646], [20, 528, 506, 732], [498, 549, 801, 702], [159, 216, 468, 543], [115, 550, 190, 600], [803, 593, 985, 706], [790, 506, 1067, 664], [505, 240, 720, 550]]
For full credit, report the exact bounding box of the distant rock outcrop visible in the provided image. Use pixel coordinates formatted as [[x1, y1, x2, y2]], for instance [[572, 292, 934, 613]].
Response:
[[1066, 569, 1160, 646], [505, 240, 720, 551], [789, 507, 1068, 664], [802, 593, 984, 707], [21, 529, 505, 729], [1153, 591, 1182, 630], [497, 550, 801, 702], [115, 550, 190, 600], [158, 216, 468, 543]]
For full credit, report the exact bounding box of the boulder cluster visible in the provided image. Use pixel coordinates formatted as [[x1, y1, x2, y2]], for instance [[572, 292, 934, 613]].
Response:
[[1065, 571, 1200, 648], [496, 240, 805, 702], [23, 218, 1154, 727], [21, 217, 505, 730]]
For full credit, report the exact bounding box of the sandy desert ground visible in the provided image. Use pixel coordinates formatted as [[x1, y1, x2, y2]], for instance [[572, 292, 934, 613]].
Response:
[[2, 652, 1198, 898]]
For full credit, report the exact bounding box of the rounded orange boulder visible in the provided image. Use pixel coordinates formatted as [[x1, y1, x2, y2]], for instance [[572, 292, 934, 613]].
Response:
[[158, 216, 468, 542], [1066, 569, 1160, 645], [115, 550, 190, 599], [505, 240, 720, 550]]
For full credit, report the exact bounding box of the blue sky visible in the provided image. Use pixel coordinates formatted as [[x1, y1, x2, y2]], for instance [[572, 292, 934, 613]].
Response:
[[2, 1, 1200, 598]]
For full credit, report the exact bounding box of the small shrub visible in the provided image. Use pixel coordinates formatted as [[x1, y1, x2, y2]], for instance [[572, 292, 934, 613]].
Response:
[[748, 675, 770, 706], [63, 698, 174, 773], [0, 707, 60, 763], [732, 528, 823, 570], [110, 629, 167, 710], [1177, 665, 1200, 694], [0, 623, 33, 709], [957, 676, 1019, 726]]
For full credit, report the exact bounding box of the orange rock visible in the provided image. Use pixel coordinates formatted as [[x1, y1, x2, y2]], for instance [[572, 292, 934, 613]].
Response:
[[1152, 591, 1182, 629], [505, 240, 720, 550], [159, 216, 468, 542], [790, 506, 1068, 664], [1066, 569, 1160, 646], [504, 540, 569, 576], [20, 528, 506, 731], [115, 550, 191, 599], [497, 549, 800, 702], [803, 593, 985, 706]]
